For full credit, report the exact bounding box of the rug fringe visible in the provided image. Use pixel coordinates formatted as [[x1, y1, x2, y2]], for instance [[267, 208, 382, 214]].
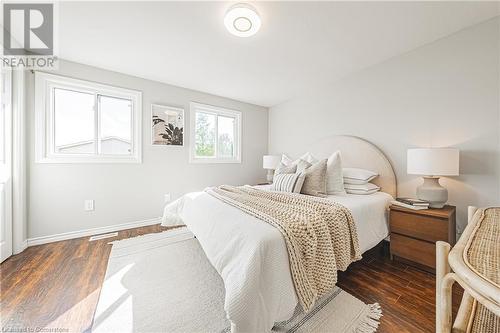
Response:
[[356, 303, 383, 333]]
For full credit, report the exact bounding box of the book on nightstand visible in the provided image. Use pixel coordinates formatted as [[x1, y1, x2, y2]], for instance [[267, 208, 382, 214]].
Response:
[[391, 199, 429, 210], [396, 197, 430, 207]]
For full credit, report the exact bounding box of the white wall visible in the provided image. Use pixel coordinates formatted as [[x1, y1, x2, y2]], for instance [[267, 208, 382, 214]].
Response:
[[27, 60, 268, 238], [269, 18, 500, 235]]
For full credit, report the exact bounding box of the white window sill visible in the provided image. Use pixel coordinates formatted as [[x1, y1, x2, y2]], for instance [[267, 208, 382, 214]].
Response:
[[189, 157, 241, 164], [35, 155, 142, 164]]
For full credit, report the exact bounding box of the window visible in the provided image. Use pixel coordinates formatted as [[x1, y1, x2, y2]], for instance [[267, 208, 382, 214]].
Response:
[[35, 72, 142, 163], [189, 102, 241, 163]]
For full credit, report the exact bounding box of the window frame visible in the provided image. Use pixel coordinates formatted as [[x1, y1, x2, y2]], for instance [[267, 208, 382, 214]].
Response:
[[35, 72, 142, 164], [189, 102, 242, 164]]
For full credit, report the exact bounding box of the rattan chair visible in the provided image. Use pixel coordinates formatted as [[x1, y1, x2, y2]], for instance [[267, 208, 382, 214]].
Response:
[[436, 206, 500, 333]]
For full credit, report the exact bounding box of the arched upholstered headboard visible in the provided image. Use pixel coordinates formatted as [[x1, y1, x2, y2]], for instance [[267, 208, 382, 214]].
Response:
[[305, 135, 397, 198]]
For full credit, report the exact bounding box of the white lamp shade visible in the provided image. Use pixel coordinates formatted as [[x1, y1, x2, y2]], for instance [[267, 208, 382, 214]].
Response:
[[263, 155, 281, 169], [407, 148, 459, 176]]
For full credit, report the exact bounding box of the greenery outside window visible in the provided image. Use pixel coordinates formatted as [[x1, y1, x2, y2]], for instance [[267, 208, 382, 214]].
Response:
[[189, 102, 241, 163]]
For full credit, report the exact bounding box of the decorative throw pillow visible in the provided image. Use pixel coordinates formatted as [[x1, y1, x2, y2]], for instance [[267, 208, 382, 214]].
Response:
[[272, 173, 305, 193], [281, 152, 318, 166], [343, 168, 378, 185], [300, 159, 328, 197], [274, 162, 297, 180], [281, 154, 294, 166], [326, 151, 346, 195], [296, 159, 312, 174], [344, 182, 380, 195], [299, 152, 318, 164]]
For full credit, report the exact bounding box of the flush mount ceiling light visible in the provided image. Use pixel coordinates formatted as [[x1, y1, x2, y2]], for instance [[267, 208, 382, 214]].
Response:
[[224, 3, 261, 37]]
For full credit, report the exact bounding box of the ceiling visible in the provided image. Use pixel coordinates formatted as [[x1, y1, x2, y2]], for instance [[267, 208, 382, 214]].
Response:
[[59, 1, 500, 107]]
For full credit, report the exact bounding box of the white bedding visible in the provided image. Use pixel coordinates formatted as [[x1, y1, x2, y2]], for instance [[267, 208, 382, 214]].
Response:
[[327, 191, 391, 253], [162, 187, 392, 332]]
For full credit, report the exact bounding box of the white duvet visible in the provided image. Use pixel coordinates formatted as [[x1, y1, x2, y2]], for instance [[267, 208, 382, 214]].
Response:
[[162, 188, 392, 332]]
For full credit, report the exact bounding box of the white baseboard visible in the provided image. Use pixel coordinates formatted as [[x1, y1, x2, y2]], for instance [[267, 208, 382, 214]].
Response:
[[27, 217, 162, 247]]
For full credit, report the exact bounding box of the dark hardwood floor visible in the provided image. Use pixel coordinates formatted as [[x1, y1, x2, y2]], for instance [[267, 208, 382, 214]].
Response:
[[1, 225, 461, 333], [337, 244, 462, 333]]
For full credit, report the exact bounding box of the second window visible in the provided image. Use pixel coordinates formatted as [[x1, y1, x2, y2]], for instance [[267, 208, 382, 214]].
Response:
[[189, 102, 241, 163]]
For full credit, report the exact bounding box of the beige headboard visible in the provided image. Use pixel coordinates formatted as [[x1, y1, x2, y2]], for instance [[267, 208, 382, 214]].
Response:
[[306, 135, 397, 198]]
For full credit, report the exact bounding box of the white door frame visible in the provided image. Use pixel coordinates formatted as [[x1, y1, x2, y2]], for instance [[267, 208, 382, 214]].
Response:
[[12, 70, 27, 254], [1, 68, 13, 262]]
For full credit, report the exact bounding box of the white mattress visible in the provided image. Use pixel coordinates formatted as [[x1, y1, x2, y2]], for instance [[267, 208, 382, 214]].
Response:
[[254, 185, 392, 253]]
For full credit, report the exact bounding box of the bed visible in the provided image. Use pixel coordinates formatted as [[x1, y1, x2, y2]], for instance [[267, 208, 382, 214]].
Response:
[[162, 135, 397, 332]]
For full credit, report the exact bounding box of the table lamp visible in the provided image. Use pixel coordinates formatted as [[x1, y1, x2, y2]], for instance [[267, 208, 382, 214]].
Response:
[[262, 155, 281, 183], [407, 148, 459, 208]]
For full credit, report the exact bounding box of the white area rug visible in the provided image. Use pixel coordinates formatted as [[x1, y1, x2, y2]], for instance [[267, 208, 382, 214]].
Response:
[[92, 228, 382, 333]]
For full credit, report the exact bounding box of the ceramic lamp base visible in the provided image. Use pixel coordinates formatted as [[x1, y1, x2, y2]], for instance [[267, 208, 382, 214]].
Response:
[[416, 176, 448, 208], [266, 169, 274, 183]]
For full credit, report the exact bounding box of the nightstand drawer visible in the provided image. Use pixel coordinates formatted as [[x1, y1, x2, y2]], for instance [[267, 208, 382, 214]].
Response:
[[390, 233, 436, 268], [390, 210, 448, 242]]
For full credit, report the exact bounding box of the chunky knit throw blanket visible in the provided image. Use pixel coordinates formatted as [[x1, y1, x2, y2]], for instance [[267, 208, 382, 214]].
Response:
[[206, 185, 361, 311]]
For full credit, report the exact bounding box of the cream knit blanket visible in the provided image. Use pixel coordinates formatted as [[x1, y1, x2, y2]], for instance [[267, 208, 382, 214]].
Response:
[[206, 185, 361, 311]]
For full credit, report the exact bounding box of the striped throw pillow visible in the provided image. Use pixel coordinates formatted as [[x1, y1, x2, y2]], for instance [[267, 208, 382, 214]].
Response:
[[272, 173, 305, 193]]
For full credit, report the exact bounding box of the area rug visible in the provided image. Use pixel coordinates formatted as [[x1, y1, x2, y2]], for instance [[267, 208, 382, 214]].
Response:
[[92, 227, 382, 333]]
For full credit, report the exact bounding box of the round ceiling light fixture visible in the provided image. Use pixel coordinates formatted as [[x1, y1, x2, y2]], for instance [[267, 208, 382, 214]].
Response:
[[224, 3, 261, 37]]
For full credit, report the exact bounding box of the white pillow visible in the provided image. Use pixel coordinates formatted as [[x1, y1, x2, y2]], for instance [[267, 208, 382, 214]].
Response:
[[299, 152, 318, 164], [346, 188, 379, 195], [296, 159, 312, 174], [281, 152, 318, 166], [275, 162, 297, 175], [326, 151, 346, 195], [344, 183, 380, 195], [343, 168, 378, 185], [281, 154, 294, 166]]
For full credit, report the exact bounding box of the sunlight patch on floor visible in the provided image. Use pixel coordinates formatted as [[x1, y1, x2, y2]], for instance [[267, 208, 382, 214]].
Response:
[[92, 263, 135, 332]]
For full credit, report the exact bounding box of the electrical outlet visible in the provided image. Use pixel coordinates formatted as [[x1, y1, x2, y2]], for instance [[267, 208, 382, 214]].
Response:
[[84, 199, 95, 211], [164, 194, 171, 203]]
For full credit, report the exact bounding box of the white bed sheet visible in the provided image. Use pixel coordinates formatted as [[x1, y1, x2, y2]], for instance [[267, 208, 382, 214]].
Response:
[[163, 191, 297, 332], [326, 191, 392, 253]]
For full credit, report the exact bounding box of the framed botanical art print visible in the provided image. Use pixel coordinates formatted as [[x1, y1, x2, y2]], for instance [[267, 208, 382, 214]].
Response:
[[151, 104, 184, 146]]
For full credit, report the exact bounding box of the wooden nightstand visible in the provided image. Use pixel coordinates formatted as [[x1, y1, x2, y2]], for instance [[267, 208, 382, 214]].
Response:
[[389, 205, 456, 273]]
